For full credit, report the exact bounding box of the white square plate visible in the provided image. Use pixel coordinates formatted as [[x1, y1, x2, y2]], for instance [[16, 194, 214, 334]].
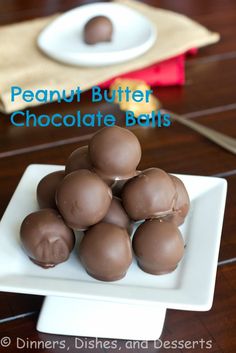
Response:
[[0, 164, 227, 311]]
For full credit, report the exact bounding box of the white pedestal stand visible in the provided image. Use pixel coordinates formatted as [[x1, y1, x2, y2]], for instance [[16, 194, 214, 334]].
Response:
[[37, 296, 166, 340]]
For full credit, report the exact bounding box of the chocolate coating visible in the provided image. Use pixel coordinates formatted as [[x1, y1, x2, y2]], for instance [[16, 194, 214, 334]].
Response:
[[122, 168, 177, 221], [112, 179, 128, 198], [79, 222, 132, 281], [168, 175, 190, 226], [37, 170, 64, 209], [89, 126, 142, 180], [132, 219, 184, 275], [56, 169, 112, 230], [83, 16, 113, 45], [112, 171, 141, 198], [102, 197, 133, 234], [65, 145, 113, 186], [65, 146, 93, 175], [20, 209, 75, 268]]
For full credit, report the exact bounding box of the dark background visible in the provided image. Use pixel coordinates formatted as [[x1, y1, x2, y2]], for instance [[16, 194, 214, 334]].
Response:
[[0, 1, 236, 352]]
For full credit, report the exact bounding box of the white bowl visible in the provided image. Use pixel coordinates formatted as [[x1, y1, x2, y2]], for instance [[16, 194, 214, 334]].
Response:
[[37, 3, 157, 67]]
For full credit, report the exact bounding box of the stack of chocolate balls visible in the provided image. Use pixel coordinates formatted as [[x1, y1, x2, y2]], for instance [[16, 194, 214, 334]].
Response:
[[20, 126, 190, 280]]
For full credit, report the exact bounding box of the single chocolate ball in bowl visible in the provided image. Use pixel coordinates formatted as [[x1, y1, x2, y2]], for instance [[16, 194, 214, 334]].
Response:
[[83, 16, 113, 45], [20, 209, 75, 268], [56, 169, 112, 230], [122, 168, 177, 221], [65, 145, 93, 175], [167, 175, 190, 226], [132, 219, 184, 275], [89, 126, 142, 180], [102, 197, 133, 234], [79, 222, 132, 281], [36, 170, 65, 209]]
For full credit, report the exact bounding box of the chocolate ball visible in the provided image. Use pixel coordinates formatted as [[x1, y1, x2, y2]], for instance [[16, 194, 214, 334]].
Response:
[[133, 219, 184, 275], [89, 126, 142, 180], [83, 16, 113, 45], [36, 170, 64, 209], [168, 175, 190, 226], [56, 169, 112, 230], [65, 146, 93, 175], [122, 168, 177, 221], [102, 197, 133, 234], [79, 222, 132, 281], [20, 209, 75, 268], [65, 145, 113, 186]]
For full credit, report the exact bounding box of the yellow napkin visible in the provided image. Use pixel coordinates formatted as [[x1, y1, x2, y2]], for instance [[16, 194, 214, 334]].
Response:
[[0, 0, 219, 113]]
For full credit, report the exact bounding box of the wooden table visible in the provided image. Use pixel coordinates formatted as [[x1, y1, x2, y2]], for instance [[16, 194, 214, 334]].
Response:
[[0, 1, 236, 352]]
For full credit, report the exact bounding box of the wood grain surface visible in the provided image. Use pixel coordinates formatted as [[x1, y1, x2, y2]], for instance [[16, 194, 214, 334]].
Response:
[[0, 1, 235, 352]]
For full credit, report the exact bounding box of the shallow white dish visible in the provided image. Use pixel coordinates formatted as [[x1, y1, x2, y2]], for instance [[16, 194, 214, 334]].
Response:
[[37, 3, 156, 67], [0, 164, 227, 311]]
